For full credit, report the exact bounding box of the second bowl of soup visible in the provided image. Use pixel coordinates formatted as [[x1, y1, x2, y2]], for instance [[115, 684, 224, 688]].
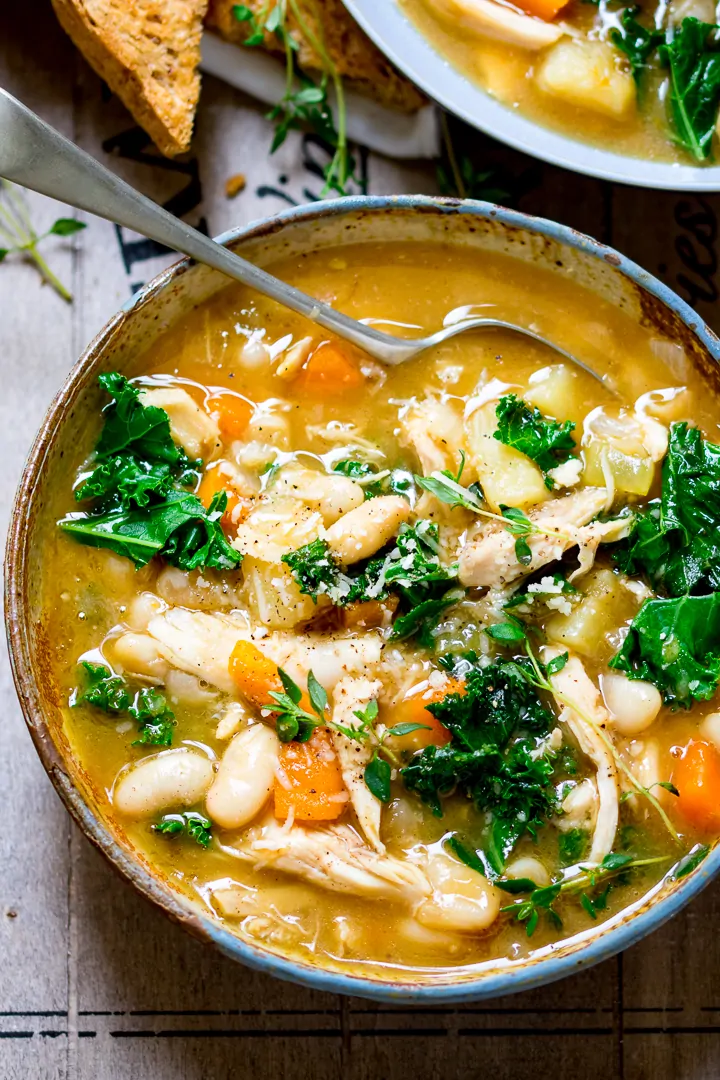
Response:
[[7, 196, 720, 1001]]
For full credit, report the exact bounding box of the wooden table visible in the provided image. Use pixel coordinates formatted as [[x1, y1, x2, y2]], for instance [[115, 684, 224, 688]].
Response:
[[2, 5, 719, 1077]]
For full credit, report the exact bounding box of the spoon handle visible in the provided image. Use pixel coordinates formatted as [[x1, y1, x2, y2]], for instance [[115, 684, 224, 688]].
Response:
[[0, 89, 401, 359]]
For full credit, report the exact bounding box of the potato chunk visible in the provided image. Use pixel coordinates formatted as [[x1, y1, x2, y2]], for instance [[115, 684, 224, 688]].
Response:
[[536, 40, 636, 119], [465, 401, 549, 512], [546, 568, 639, 657]]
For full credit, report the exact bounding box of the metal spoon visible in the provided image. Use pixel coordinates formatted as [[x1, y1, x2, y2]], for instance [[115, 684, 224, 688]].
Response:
[[0, 88, 603, 379]]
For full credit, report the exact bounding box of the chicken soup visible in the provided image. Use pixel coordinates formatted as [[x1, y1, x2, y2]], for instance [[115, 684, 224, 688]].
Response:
[[43, 241, 720, 979], [402, 0, 720, 165]]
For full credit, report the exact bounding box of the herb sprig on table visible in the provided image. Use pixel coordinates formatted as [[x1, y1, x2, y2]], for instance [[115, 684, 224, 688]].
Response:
[[0, 180, 85, 302], [59, 373, 241, 572], [233, 1, 357, 195]]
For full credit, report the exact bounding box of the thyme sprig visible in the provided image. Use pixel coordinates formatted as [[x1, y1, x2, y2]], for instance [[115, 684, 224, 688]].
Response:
[[0, 180, 85, 301]]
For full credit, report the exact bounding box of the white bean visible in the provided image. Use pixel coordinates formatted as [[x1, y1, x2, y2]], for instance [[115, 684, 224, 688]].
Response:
[[272, 466, 364, 524], [113, 749, 214, 818], [206, 724, 280, 829], [240, 338, 271, 370], [415, 854, 501, 933], [126, 592, 166, 631], [602, 673, 662, 736], [700, 712, 720, 751], [141, 387, 220, 460], [505, 856, 550, 887], [325, 495, 411, 564], [112, 632, 169, 681]]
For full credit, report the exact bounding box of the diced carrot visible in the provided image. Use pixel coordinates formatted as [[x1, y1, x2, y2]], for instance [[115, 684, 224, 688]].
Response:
[[275, 728, 348, 821], [672, 740, 720, 832], [197, 466, 244, 531], [228, 640, 312, 716], [514, 0, 568, 21], [206, 391, 253, 439], [297, 343, 364, 395], [387, 677, 466, 751], [343, 596, 399, 630]]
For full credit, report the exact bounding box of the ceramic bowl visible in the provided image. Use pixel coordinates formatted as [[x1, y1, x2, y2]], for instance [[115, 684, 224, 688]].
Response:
[[343, 0, 720, 191], [6, 196, 720, 1002]]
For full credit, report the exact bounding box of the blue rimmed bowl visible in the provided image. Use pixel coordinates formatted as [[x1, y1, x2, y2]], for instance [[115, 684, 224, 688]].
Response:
[[6, 195, 720, 1002]]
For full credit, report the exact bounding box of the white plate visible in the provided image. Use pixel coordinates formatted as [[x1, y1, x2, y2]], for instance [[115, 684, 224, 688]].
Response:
[[343, 0, 720, 190]]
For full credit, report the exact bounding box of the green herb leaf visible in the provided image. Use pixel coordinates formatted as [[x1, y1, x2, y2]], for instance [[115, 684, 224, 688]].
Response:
[[154, 811, 213, 847], [546, 651, 569, 676], [494, 394, 576, 475], [307, 670, 328, 720], [131, 687, 176, 746], [558, 828, 588, 867], [614, 423, 720, 596], [73, 661, 130, 713], [609, 592, 720, 706], [495, 876, 540, 894], [672, 843, 711, 878], [660, 18, 720, 162], [49, 218, 87, 237], [485, 620, 527, 643], [364, 752, 392, 803], [385, 721, 431, 737], [610, 7, 665, 83]]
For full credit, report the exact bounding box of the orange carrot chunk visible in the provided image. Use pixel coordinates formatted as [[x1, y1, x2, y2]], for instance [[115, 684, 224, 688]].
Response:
[[274, 728, 348, 821], [672, 740, 720, 832], [197, 467, 244, 531], [297, 343, 364, 395], [387, 677, 466, 751], [228, 640, 313, 716], [515, 0, 568, 20], [206, 391, 253, 439]]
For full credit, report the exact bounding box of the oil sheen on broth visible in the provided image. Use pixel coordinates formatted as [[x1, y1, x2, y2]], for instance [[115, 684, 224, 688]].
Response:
[[43, 241, 720, 981], [401, 0, 720, 166]]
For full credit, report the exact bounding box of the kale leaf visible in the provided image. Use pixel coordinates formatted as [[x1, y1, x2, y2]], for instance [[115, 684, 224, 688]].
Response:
[[660, 17, 720, 162], [610, 7, 665, 83], [154, 811, 213, 847], [494, 394, 576, 478], [73, 661, 130, 713], [614, 422, 720, 596], [333, 460, 416, 501], [609, 592, 720, 706], [60, 373, 239, 571], [62, 490, 240, 570], [400, 659, 558, 871], [95, 373, 182, 464], [131, 687, 177, 745]]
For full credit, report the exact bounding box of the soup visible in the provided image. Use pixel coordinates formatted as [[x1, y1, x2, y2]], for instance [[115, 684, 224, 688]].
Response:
[[401, 0, 720, 165], [41, 240, 720, 981]]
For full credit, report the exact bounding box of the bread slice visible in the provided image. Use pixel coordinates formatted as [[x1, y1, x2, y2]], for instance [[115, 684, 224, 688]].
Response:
[[205, 0, 425, 113], [51, 0, 208, 156]]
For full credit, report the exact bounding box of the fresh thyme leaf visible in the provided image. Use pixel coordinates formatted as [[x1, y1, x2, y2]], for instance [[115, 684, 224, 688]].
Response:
[[49, 218, 87, 237], [154, 811, 213, 848], [515, 536, 533, 565], [416, 471, 485, 512], [545, 651, 569, 676], [609, 592, 720, 706], [389, 589, 462, 648], [307, 670, 328, 720], [672, 842, 710, 878], [485, 619, 528, 643], [265, 668, 322, 743], [364, 751, 392, 803], [386, 721, 431, 738], [131, 687, 176, 746], [494, 394, 576, 477], [660, 17, 720, 162], [73, 661, 130, 713], [610, 6, 665, 83]]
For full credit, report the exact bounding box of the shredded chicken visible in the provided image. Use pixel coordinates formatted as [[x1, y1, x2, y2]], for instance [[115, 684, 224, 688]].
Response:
[[226, 817, 431, 902], [458, 487, 608, 587], [544, 647, 618, 864], [399, 399, 467, 477], [329, 677, 385, 853], [146, 608, 383, 694]]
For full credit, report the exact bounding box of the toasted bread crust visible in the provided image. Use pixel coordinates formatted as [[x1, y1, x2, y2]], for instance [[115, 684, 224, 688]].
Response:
[[51, 0, 207, 156], [205, 0, 425, 113]]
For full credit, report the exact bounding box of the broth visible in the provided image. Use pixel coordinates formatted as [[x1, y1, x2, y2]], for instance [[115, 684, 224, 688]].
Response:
[[401, 0, 720, 166], [41, 241, 720, 980]]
